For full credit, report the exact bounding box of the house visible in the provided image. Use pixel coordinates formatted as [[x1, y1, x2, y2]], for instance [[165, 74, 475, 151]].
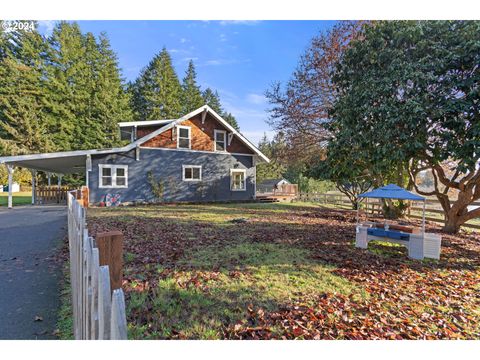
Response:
[[257, 178, 291, 193], [0, 106, 270, 207]]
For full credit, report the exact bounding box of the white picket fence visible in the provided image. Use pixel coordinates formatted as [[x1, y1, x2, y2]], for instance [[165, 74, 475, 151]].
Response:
[[67, 191, 128, 340]]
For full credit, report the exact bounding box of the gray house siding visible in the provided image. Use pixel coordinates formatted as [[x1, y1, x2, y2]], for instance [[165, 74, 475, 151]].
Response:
[[88, 148, 255, 204]]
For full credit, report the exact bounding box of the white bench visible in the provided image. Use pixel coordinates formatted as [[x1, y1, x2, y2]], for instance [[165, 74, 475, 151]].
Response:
[[355, 225, 442, 260]]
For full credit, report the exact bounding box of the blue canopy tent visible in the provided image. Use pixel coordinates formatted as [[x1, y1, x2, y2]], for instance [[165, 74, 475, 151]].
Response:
[[357, 184, 426, 233]]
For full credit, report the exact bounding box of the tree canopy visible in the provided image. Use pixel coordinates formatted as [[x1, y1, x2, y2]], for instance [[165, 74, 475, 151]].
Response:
[[329, 21, 480, 232], [0, 22, 243, 162]]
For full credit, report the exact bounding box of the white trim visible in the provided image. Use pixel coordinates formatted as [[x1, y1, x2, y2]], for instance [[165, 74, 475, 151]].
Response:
[[0, 147, 127, 164], [118, 119, 174, 127], [214, 129, 227, 152], [130, 105, 270, 163], [230, 168, 247, 191], [98, 164, 128, 188], [182, 165, 202, 182], [177, 125, 191, 150], [0, 106, 270, 169], [139, 146, 254, 157]]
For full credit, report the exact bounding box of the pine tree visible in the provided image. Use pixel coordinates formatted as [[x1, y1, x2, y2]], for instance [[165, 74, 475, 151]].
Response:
[[256, 133, 286, 183], [222, 112, 239, 131], [202, 88, 223, 114], [181, 60, 204, 114], [46, 23, 132, 150], [131, 48, 182, 120], [0, 24, 54, 155], [202, 88, 240, 130], [46, 22, 87, 150], [91, 32, 132, 147]]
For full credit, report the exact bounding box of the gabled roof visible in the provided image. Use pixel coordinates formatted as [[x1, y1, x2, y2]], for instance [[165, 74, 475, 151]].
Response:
[[130, 105, 270, 163], [0, 106, 270, 172], [359, 184, 425, 201]]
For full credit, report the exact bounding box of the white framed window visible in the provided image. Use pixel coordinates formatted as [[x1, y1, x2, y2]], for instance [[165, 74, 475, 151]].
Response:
[[230, 169, 246, 191], [99, 164, 128, 188], [214, 129, 227, 152], [182, 165, 202, 182], [177, 125, 191, 149]]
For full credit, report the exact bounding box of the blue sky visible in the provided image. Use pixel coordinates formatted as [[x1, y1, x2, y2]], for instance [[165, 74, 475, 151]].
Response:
[[38, 20, 336, 145]]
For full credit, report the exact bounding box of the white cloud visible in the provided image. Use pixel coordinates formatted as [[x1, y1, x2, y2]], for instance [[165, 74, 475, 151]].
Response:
[[219, 20, 262, 26], [180, 37, 188, 43], [246, 93, 267, 105], [219, 33, 227, 42]]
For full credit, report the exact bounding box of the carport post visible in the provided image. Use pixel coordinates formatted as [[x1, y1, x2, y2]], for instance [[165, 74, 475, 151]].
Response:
[[31, 170, 37, 205], [6, 164, 14, 209], [47, 172, 51, 186], [57, 174, 62, 188], [85, 154, 92, 188]]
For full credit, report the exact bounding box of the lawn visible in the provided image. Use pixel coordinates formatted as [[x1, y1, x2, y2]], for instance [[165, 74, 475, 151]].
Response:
[[87, 202, 480, 339], [0, 191, 32, 206]]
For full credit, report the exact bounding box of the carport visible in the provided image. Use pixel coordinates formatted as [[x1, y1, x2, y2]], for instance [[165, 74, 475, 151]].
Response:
[[0, 148, 121, 208]]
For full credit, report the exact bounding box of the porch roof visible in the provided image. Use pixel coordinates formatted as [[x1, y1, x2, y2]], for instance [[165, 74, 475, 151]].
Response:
[[0, 148, 122, 174]]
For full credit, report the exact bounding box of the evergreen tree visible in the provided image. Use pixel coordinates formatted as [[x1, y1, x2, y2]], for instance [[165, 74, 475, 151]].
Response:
[[256, 133, 286, 183], [91, 33, 132, 147], [0, 23, 54, 155], [202, 88, 223, 114], [181, 60, 204, 114], [202, 88, 240, 130], [46, 22, 87, 150], [222, 112, 239, 131], [46, 22, 131, 150], [131, 48, 182, 120]]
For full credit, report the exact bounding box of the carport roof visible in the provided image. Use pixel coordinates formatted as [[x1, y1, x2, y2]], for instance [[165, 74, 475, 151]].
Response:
[[0, 148, 124, 174]]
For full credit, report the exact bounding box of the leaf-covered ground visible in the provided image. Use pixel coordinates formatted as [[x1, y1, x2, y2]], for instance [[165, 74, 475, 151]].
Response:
[[87, 202, 480, 339]]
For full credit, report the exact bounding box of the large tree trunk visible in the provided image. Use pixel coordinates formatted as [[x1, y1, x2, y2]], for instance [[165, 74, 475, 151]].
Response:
[[409, 162, 480, 234], [442, 194, 476, 233], [443, 215, 461, 233]]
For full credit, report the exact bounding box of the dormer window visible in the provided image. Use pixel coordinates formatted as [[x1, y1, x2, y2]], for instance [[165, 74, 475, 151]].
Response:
[[214, 129, 227, 152], [177, 126, 191, 149]]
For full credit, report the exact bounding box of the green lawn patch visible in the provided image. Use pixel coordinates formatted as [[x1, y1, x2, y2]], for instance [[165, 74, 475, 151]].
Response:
[[127, 243, 365, 339], [0, 191, 32, 206], [88, 202, 480, 339]]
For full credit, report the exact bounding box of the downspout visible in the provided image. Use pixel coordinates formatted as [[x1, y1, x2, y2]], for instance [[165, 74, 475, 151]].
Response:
[[253, 156, 257, 200], [85, 154, 92, 189]]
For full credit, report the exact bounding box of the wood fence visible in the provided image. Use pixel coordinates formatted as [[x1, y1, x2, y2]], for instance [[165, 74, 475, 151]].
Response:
[[67, 191, 127, 340], [36, 186, 76, 204], [298, 192, 480, 231], [257, 183, 299, 196]]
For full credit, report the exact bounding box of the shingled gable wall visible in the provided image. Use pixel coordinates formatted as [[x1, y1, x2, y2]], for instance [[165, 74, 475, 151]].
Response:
[[137, 113, 254, 154]]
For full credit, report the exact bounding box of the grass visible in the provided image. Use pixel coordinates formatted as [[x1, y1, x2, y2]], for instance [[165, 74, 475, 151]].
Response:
[[56, 264, 74, 340], [88, 201, 480, 339], [0, 191, 32, 206], [127, 243, 365, 339]]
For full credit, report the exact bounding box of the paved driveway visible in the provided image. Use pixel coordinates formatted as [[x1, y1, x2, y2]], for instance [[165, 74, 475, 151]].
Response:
[[0, 205, 66, 339]]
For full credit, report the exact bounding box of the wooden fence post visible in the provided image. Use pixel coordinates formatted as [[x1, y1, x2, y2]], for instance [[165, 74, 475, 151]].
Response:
[[96, 231, 124, 292]]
